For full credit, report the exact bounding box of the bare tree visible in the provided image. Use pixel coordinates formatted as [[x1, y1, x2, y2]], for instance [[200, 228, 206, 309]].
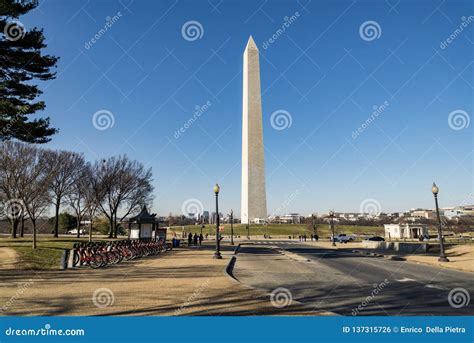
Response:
[[19, 212, 28, 237], [45, 150, 85, 237], [14, 145, 51, 248], [84, 167, 100, 242], [117, 171, 154, 231], [0, 142, 22, 237], [93, 156, 153, 238], [67, 164, 91, 239]]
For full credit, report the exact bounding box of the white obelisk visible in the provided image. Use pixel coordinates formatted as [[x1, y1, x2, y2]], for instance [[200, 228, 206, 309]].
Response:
[[241, 36, 267, 224]]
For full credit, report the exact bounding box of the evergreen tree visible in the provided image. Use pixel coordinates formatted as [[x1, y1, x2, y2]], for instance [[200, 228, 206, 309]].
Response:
[[0, 0, 58, 143]]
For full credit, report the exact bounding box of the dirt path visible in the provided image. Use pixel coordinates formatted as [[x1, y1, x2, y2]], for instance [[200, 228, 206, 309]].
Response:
[[0, 243, 331, 316], [0, 248, 17, 269]]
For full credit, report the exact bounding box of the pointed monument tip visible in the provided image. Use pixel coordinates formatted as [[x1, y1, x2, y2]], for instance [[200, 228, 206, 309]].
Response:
[[245, 35, 258, 51]]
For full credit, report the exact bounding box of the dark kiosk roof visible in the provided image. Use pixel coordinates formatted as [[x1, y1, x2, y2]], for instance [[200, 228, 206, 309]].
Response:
[[127, 206, 158, 224]]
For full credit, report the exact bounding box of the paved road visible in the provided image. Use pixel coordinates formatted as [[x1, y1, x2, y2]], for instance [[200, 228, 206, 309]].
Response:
[[233, 242, 474, 316]]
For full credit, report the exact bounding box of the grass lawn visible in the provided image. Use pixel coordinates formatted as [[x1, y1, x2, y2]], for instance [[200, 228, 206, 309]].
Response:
[[0, 235, 113, 270], [169, 223, 384, 237]]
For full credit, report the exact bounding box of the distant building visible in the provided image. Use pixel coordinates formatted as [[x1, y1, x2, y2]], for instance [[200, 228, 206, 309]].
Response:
[[410, 209, 436, 220], [442, 208, 462, 219], [252, 217, 267, 224], [210, 212, 223, 224], [279, 213, 304, 224], [384, 223, 428, 240], [197, 211, 210, 223], [441, 205, 474, 219], [267, 215, 279, 223], [334, 212, 373, 221], [460, 205, 474, 216], [387, 212, 405, 218]]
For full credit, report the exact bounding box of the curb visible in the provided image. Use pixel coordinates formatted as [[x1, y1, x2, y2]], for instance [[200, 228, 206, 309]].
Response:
[[60, 249, 69, 270], [222, 243, 339, 316], [352, 249, 407, 261], [384, 255, 406, 261], [223, 243, 241, 283], [225, 255, 237, 280]]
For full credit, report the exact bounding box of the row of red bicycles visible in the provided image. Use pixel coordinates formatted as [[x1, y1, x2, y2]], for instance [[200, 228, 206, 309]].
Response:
[[72, 239, 171, 268]]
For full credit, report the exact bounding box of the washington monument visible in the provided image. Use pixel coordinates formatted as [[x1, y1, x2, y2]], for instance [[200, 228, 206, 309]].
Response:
[[241, 36, 267, 224]]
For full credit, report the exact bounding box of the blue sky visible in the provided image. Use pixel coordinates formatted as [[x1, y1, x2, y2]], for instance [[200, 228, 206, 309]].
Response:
[[22, 0, 473, 217]]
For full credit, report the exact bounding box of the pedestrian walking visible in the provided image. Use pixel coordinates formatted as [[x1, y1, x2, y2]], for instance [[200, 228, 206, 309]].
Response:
[[199, 233, 203, 245], [193, 233, 198, 245], [188, 232, 193, 246]]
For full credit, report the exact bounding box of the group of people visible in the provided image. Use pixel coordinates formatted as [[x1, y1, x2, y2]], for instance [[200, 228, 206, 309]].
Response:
[[297, 234, 319, 241], [187, 232, 204, 246]]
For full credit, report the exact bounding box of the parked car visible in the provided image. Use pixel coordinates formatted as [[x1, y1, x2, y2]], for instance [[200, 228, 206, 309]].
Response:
[[331, 234, 354, 243], [67, 228, 86, 235], [367, 236, 385, 241]]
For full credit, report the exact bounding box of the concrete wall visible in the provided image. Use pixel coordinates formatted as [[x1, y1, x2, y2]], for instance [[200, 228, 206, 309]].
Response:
[[362, 240, 428, 253]]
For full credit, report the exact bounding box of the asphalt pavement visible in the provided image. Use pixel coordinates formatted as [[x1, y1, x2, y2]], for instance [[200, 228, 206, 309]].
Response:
[[232, 241, 474, 316]]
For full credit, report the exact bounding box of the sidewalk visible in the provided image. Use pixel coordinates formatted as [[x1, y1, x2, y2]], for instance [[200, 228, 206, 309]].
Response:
[[0, 242, 332, 316], [0, 247, 17, 269], [352, 244, 474, 273], [291, 241, 474, 273], [400, 244, 474, 273]]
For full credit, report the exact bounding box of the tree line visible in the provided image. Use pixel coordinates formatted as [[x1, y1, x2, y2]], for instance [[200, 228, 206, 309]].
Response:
[[0, 141, 153, 248]]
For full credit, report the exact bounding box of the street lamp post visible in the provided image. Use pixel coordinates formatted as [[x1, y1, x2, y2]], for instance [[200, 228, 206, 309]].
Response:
[[213, 184, 222, 259], [432, 182, 449, 262], [246, 224, 250, 240], [329, 210, 336, 246], [312, 214, 317, 238], [181, 215, 185, 238], [230, 210, 234, 246]]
